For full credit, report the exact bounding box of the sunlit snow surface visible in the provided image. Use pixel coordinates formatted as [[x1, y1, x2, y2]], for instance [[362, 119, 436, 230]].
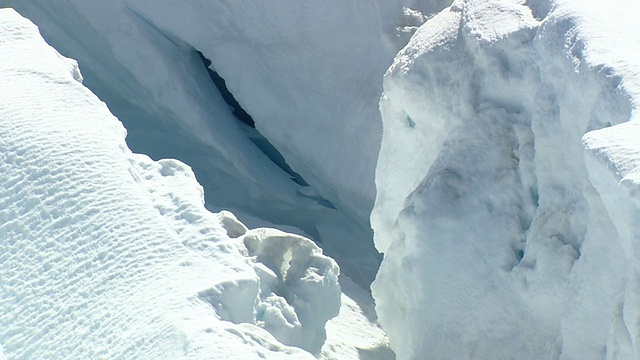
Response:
[[0, 10, 348, 359], [373, 0, 640, 359]]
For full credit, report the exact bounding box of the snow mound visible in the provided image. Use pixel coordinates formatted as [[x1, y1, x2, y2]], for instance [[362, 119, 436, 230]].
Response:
[[372, 0, 639, 358], [241, 228, 341, 352], [0, 9, 338, 359]]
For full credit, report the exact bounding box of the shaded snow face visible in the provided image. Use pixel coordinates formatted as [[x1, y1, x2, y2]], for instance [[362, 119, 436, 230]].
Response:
[[0, 10, 339, 359], [372, 0, 634, 358]]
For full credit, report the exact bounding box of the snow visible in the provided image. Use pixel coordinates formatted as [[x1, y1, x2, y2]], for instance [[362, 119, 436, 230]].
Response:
[[321, 276, 393, 360], [119, 0, 395, 223], [0, 9, 342, 359], [372, 0, 640, 358], [7, 0, 640, 358], [240, 228, 341, 352]]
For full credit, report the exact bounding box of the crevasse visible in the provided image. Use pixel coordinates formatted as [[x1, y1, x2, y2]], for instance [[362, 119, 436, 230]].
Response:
[[5, 0, 640, 359]]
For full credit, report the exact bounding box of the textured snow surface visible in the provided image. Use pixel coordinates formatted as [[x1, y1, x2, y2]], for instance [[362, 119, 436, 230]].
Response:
[[0, 10, 343, 359], [372, 0, 640, 358]]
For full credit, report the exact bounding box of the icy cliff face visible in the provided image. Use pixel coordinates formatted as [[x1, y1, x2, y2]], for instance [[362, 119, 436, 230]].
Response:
[[372, 0, 640, 358], [0, 10, 339, 358], [114, 0, 449, 222]]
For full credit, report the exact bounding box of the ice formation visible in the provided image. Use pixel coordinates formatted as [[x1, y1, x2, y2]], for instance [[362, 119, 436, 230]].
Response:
[[6, 0, 433, 288], [372, 0, 640, 358]]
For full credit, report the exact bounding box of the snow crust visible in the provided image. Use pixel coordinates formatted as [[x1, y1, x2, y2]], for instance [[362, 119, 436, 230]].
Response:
[[0, 9, 340, 358], [372, 0, 640, 358]]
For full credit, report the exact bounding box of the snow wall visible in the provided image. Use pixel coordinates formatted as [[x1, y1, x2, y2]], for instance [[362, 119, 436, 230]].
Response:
[[372, 0, 640, 358]]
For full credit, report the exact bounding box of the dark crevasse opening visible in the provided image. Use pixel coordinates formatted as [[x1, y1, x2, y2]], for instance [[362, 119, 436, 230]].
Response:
[[196, 50, 309, 187], [197, 51, 255, 128]]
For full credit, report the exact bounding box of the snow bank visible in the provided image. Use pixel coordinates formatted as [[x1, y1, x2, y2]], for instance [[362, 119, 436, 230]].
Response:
[[0, 9, 339, 358], [372, 0, 640, 358]]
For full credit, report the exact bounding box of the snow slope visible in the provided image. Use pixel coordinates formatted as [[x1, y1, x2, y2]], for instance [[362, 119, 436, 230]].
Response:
[[372, 0, 640, 358], [0, 9, 341, 358]]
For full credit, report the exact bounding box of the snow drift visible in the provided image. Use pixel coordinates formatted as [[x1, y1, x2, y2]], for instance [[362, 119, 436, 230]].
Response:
[[372, 0, 640, 358], [0, 10, 339, 358]]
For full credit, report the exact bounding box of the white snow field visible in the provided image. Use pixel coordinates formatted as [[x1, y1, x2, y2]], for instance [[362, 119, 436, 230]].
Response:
[[0, 9, 349, 359], [372, 0, 640, 359]]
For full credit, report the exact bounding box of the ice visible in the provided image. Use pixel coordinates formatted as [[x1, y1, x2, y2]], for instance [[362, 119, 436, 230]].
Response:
[[241, 228, 341, 352], [0, 9, 339, 359], [372, 0, 640, 358]]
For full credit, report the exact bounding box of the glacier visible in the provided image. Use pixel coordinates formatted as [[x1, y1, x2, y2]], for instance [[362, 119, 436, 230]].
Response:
[[4, 0, 640, 359]]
